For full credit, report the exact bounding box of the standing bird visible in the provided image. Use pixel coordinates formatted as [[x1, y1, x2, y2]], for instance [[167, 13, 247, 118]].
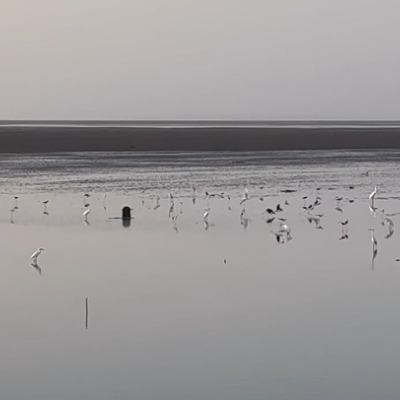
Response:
[[240, 188, 249, 205], [42, 200, 49, 213], [203, 208, 210, 229], [83, 208, 90, 221], [339, 220, 349, 239], [30, 247, 44, 265], [369, 186, 377, 208]]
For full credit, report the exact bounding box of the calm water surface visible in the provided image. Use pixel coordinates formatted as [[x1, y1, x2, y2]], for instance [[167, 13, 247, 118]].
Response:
[[1, 150, 400, 400]]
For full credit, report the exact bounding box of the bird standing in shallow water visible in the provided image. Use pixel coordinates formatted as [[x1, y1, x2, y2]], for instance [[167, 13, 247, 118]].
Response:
[[240, 188, 249, 205], [203, 208, 210, 229], [42, 200, 49, 213], [83, 208, 90, 221], [31, 247, 44, 264], [369, 186, 377, 208], [339, 220, 349, 239]]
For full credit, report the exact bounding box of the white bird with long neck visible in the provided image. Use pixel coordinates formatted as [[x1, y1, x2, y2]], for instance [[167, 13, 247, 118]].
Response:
[[240, 188, 249, 205], [369, 186, 377, 208], [83, 208, 90, 221], [203, 208, 210, 222], [30, 247, 44, 264], [203, 208, 210, 229]]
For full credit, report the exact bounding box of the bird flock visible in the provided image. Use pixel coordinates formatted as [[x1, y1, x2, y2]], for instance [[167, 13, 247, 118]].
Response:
[[163, 184, 396, 269], [5, 183, 396, 275]]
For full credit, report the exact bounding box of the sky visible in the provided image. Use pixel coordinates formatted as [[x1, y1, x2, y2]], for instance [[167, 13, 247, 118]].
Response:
[[1, 0, 400, 120]]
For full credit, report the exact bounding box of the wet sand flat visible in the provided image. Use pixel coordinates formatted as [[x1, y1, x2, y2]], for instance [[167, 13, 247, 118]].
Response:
[[1, 125, 400, 152]]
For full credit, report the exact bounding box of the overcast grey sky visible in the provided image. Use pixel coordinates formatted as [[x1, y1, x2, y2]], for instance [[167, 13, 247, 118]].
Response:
[[1, 1, 400, 120]]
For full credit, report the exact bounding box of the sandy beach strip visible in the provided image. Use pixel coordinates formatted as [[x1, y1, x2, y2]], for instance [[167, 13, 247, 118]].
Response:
[[0, 125, 399, 153]]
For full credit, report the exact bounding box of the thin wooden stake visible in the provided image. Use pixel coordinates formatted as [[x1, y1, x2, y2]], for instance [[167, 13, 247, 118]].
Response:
[[85, 297, 89, 329]]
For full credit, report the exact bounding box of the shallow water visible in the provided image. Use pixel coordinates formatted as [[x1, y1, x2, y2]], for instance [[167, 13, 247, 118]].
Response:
[[1, 151, 400, 400]]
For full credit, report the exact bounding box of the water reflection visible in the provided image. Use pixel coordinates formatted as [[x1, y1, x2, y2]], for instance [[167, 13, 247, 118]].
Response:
[[122, 219, 131, 228], [30, 262, 42, 275], [2, 151, 400, 400], [385, 218, 395, 239], [371, 248, 378, 270], [10, 206, 17, 224]]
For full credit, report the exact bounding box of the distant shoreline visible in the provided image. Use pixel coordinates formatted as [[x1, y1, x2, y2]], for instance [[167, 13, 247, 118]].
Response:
[[0, 123, 400, 153]]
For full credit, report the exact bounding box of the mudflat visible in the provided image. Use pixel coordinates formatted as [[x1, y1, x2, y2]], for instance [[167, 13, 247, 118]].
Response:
[[0, 124, 400, 152]]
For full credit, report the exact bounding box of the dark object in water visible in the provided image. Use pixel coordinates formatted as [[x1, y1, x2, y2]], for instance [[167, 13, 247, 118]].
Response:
[[122, 206, 132, 227], [122, 206, 132, 220]]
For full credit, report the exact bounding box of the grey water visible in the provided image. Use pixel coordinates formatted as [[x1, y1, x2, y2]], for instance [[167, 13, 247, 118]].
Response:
[[1, 150, 400, 400]]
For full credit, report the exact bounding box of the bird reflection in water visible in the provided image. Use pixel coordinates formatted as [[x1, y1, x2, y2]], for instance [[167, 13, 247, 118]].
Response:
[[384, 217, 395, 239], [240, 209, 249, 230], [10, 207, 18, 224], [192, 186, 196, 205], [369, 228, 378, 269], [371, 248, 378, 270], [172, 214, 179, 233], [153, 196, 160, 211], [369, 205, 378, 218], [30, 262, 42, 275]]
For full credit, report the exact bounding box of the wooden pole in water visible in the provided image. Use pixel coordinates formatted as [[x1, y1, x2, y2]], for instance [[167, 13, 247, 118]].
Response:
[[85, 297, 89, 329]]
